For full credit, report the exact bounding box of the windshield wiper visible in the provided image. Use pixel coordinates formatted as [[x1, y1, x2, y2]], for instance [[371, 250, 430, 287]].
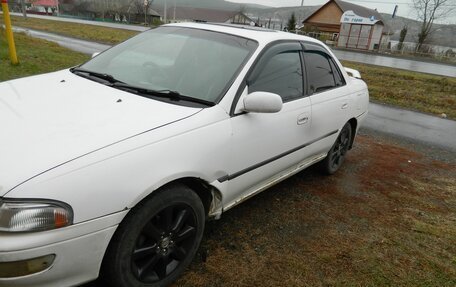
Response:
[[70, 67, 124, 84], [70, 69, 215, 107], [111, 82, 215, 107]]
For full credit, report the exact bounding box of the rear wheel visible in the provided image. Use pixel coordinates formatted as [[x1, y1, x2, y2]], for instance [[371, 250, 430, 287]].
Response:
[[101, 183, 205, 287], [320, 122, 352, 175]]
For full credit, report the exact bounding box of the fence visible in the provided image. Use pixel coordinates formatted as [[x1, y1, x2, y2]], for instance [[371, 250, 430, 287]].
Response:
[[390, 42, 456, 63], [291, 30, 456, 64]]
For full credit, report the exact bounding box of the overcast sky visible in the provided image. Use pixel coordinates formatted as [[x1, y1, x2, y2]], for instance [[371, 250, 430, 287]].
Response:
[[227, 0, 456, 24]]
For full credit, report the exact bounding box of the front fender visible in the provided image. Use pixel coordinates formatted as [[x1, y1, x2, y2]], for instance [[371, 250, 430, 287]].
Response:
[[6, 107, 231, 223]]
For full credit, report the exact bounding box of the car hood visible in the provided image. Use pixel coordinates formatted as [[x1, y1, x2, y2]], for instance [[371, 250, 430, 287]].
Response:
[[0, 70, 202, 195]]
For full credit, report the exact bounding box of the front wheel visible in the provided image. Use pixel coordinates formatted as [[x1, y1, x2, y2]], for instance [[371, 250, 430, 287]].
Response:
[[101, 183, 205, 287], [319, 122, 352, 175]]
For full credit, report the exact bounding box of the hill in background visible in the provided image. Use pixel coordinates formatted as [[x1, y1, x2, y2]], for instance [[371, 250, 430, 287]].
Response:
[[150, 0, 455, 48], [152, 0, 268, 11], [244, 5, 319, 22], [245, 5, 455, 48], [380, 13, 456, 48]]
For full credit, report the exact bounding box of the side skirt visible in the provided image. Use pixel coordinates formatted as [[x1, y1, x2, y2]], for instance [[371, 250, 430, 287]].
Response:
[[222, 152, 327, 212]]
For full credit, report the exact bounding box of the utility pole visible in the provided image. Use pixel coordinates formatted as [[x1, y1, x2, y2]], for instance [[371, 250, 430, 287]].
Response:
[[20, 0, 27, 18], [144, 0, 147, 25], [299, 0, 305, 32], [1, 0, 19, 64], [173, 0, 176, 22], [163, 0, 167, 23]]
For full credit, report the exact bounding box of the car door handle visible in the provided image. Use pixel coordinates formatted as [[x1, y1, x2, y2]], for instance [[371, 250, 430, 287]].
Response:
[[341, 103, 349, 109], [297, 115, 309, 125]]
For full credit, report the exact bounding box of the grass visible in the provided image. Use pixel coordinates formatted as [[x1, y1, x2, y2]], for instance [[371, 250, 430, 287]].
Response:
[[0, 14, 139, 45], [342, 60, 456, 119], [1, 24, 455, 287], [0, 29, 89, 82], [174, 135, 456, 287], [1, 16, 454, 119]]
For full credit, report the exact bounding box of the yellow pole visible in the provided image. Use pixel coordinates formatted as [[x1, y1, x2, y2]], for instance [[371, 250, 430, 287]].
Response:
[[1, 0, 19, 65]]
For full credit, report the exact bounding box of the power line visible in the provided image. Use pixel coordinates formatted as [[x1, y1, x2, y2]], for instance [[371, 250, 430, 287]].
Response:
[[347, 0, 456, 5], [348, 0, 412, 4]]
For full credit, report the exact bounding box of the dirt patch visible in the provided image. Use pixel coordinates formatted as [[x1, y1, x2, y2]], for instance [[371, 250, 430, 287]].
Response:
[[174, 135, 456, 287]]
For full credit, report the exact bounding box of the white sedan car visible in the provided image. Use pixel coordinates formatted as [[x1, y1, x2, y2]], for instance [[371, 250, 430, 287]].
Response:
[[0, 23, 368, 287]]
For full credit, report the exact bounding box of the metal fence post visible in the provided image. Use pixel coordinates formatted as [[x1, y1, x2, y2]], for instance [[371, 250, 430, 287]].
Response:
[[2, 0, 19, 65]]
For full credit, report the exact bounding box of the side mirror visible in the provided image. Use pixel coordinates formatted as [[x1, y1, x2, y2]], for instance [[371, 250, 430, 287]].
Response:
[[243, 91, 283, 113], [344, 67, 361, 79], [91, 52, 100, 58]]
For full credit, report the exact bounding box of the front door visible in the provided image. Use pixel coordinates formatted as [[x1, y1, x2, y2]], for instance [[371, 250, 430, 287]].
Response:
[[221, 42, 313, 208]]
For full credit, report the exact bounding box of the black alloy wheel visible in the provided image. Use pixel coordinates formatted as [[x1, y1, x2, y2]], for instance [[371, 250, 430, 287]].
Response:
[[320, 122, 352, 175], [131, 204, 197, 283], [101, 184, 205, 287]]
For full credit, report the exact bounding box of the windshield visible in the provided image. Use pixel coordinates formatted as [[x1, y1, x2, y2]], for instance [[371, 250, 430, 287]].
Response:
[[80, 26, 258, 103]]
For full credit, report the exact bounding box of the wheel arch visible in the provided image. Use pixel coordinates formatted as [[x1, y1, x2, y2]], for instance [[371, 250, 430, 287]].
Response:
[[100, 177, 209, 286], [100, 177, 222, 279], [134, 177, 223, 221], [172, 177, 223, 220]]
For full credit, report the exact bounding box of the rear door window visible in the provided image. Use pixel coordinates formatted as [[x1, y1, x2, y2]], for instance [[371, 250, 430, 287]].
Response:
[[304, 51, 336, 94], [329, 59, 345, 87]]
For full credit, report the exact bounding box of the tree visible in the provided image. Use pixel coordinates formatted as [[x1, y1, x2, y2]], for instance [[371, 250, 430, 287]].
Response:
[[412, 0, 455, 52], [287, 12, 296, 32], [87, 0, 125, 20], [131, 0, 155, 24], [444, 48, 455, 58], [397, 26, 407, 51]]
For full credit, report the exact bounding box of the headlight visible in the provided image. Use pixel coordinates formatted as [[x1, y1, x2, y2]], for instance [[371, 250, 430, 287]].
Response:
[[0, 198, 73, 232]]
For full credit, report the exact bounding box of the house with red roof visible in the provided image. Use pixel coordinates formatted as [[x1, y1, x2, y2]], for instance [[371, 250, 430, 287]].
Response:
[[26, 0, 58, 15], [31, 0, 58, 7], [302, 0, 391, 50]]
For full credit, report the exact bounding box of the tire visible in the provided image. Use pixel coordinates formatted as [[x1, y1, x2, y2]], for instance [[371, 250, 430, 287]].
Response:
[[101, 183, 205, 287], [319, 122, 352, 175]]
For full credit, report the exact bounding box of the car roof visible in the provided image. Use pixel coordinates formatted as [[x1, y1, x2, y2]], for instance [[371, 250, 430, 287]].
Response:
[[164, 22, 323, 47]]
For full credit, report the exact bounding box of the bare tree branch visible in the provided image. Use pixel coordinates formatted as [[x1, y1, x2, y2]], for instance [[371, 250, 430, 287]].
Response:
[[412, 0, 455, 51]]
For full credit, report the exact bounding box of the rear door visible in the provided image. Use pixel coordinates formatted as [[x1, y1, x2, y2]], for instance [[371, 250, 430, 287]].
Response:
[[303, 43, 352, 156]]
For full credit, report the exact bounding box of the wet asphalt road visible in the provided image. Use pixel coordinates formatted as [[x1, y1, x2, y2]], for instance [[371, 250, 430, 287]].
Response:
[[12, 26, 111, 55], [333, 50, 456, 78], [3, 15, 456, 287], [362, 103, 456, 152], [7, 27, 456, 152], [9, 12, 149, 32], [7, 12, 456, 77]]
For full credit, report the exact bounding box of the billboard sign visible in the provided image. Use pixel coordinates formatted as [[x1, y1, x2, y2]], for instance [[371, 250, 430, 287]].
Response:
[[340, 10, 380, 25]]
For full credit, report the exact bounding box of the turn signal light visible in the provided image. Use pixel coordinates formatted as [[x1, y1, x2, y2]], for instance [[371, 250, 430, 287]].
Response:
[[0, 199, 73, 232]]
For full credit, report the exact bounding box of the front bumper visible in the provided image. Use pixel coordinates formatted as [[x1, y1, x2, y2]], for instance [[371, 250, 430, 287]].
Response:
[[0, 210, 128, 287]]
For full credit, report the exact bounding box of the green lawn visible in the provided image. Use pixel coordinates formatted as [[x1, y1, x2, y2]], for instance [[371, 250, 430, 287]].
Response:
[[0, 29, 89, 82], [1, 22, 454, 120], [0, 14, 139, 44], [1, 27, 455, 287], [342, 60, 456, 119]]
